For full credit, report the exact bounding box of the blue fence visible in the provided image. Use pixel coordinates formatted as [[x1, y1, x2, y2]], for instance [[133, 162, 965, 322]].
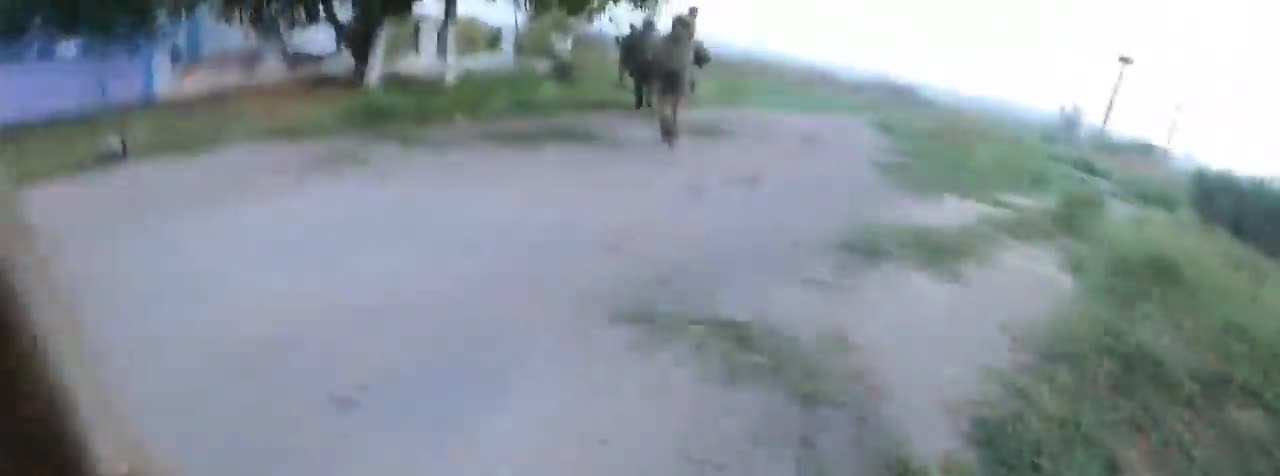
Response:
[[0, 6, 238, 128], [0, 46, 153, 127]]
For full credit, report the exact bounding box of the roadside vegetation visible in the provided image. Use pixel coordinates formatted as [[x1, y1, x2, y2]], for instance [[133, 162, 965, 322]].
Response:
[[832, 62, 1280, 475], [8, 6, 1280, 473], [0, 27, 866, 184]]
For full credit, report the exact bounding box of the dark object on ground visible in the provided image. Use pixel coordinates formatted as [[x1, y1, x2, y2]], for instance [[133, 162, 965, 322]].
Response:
[[283, 51, 328, 71], [96, 133, 128, 163], [551, 59, 576, 83]]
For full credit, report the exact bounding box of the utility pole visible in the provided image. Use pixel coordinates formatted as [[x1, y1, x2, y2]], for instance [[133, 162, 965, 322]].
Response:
[[1101, 54, 1134, 132]]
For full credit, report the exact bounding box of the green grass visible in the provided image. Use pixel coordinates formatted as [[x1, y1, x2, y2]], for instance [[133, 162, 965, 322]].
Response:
[[0, 80, 365, 183], [969, 213, 1280, 476], [872, 108, 1086, 202], [614, 306, 860, 407], [1113, 173, 1187, 212], [683, 121, 731, 138], [842, 186, 1108, 278], [479, 122, 607, 145], [847, 67, 1280, 475], [842, 222, 1000, 279], [615, 304, 926, 475]]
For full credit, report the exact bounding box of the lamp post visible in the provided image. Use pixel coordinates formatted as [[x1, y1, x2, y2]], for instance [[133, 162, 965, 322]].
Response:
[[1101, 54, 1134, 132]]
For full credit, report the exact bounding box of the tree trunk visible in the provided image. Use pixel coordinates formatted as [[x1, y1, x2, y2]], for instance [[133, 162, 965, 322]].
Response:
[[436, 0, 457, 62], [363, 21, 391, 89], [320, 0, 345, 50], [435, 19, 451, 62], [303, 1, 322, 24]]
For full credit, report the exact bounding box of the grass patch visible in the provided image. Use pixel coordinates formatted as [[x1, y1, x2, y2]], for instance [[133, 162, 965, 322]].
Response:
[[0, 80, 364, 183], [852, 64, 1273, 475], [1113, 173, 1186, 212], [683, 121, 731, 138], [842, 222, 1000, 279], [842, 188, 1107, 280], [873, 108, 1085, 202], [345, 39, 630, 127], [614, 306, 859, 407], [480, 122, 606, 145], [968, 212, 1280, 476]]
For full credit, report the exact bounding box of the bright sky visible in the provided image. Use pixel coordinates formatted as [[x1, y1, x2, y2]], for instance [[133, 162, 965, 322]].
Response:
[[625, 0, 1278, 177]]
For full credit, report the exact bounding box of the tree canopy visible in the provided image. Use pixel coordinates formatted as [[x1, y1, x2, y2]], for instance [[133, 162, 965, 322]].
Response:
[[0, 0, 663, 38], [525, 0, 659, 17], [0, 0, 664, 79], [0, 0, 202, 38]]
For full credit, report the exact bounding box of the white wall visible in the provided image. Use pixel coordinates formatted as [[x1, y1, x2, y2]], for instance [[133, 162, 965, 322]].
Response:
[[415, 0, 525, 26]]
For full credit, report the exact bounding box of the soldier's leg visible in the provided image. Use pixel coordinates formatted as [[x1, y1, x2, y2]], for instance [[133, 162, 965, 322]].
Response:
[[656, 70, 682, 146], [633, 78, 645, 110], [630, 65, 648, 110]]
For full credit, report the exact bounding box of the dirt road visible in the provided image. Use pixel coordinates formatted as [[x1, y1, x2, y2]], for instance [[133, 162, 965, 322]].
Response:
[[21, 110, 1063, 475]]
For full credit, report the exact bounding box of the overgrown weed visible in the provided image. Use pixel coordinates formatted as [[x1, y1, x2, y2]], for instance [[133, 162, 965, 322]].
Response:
[[969, 214, 1280, 476], [841, 222, 999, 279], [614, 306, 859, 407]]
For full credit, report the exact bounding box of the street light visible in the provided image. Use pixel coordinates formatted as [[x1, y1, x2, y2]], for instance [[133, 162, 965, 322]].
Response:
[[1101, 54, 1134, 132]]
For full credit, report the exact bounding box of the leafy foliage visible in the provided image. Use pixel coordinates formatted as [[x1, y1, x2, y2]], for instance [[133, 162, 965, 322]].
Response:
[[1190, 168, 1280, 257], [0, 0, 200, 38], [971, 213, 1280, 476], [523, 0, 660, 17]]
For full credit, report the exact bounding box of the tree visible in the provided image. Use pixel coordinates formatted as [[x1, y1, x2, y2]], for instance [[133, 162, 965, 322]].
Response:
[[215, 0, 416, 81], [217, 0, 656, 81], [524, 0, 659, 18], [0, 0, 200, 39], [1, 0, 660, 80]]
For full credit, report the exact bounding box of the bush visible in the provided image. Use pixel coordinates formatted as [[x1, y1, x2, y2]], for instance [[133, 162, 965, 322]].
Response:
[[873, 110, 1072, 200], [970, 214, 1280, 476], [1051, 151, 1111, 180], [841, 223, 998, 278], [517, 10, 576, 59], [455, 18, 501, 55], [1190, 168, 1280, 257], [1050, 187, 1105, 236], [1114, 174, 1185, 212], [1090, 134, 1160, 157]]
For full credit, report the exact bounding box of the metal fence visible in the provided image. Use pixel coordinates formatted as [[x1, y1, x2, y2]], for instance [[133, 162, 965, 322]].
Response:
[[0, 46, 153, 126], [0, 5, 255, 128]]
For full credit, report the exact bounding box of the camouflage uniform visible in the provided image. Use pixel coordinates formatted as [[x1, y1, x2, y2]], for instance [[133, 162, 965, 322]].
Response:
[[620, 19, 659, 110], [652, 15, 698, 146]]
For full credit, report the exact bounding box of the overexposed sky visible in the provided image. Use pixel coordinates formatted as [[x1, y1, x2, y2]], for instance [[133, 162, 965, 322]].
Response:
[[625, 0, 1277, 176]]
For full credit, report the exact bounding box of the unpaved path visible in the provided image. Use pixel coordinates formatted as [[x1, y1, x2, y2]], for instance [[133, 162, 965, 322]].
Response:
[[21, 110, 1062, 475]]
